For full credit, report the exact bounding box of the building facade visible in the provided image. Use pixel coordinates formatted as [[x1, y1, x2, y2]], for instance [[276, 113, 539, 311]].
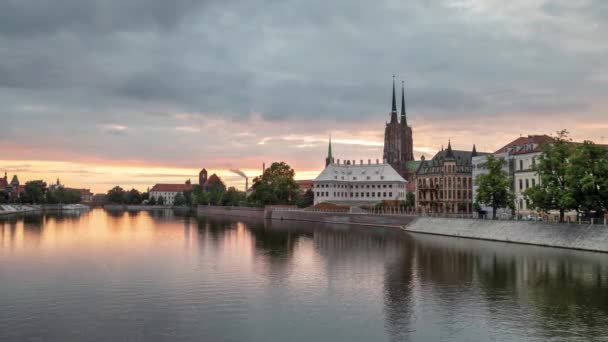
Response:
[[383, 77, 417, 182], [313, 158, 407, 206], [415, 142, 485, 214], [149, 183, 194, 205], [472, 135, 553, 217]]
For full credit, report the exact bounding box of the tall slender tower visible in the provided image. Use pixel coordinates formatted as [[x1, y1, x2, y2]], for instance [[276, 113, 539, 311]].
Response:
[[383, 77, 415, 180], [325, 134, 334, 167]]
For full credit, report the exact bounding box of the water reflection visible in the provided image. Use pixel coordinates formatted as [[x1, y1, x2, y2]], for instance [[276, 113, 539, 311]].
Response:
[[1, 209, 607, 342]]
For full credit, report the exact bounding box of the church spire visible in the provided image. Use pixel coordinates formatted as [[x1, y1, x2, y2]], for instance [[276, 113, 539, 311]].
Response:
[[472, 144, 478, 157], [446, 140, 455, 159], [391, 75, 397, 114], [400, 81, 407, 125], [325, 133, 334, 167]]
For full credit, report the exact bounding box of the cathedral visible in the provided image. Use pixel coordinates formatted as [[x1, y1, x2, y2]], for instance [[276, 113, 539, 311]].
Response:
[[383, 77, 416, 182]]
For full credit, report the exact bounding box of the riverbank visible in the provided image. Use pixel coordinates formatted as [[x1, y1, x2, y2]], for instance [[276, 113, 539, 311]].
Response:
[[405, 217, 608, 253], [0, 204, 89, 216], [196, 206, 608, 253]]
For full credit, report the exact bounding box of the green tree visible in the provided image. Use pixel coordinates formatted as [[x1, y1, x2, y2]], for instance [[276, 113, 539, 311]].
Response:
[[107, 186, 126, 204], [296, 189, 315, 208], [249, 162, 300, 206], [125, 188, 142, 204], [173, 192, 187, 206], [157, 196, 165, 205], [21, 180, 47, 204], [525, 130, 576, 222], [148, 196, 156, 205], [475, 155, 515, 219], [566, 141, 608, 219], [405, 192, 415, 209]]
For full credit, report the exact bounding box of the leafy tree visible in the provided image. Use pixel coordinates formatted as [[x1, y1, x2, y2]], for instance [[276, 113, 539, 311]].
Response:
[[566, 141, 608, 218], [21, 180, 47, 204], [125, 188, 142, 204], [525, 130, 576, 222], [0, 192, 7, 204], [475, 155, 515, 219], [182, 190, 194, 206], [107, 186, 126, 204], [58, 189, 81, 204], [296, 189, 315, 208], [157, 196, 165, 205], [221, 188, 245, 206], [148, 196, 156, 205], [249, 162, 300, 206], [405, 192, 415, 209], [173, 192, 187, 206]]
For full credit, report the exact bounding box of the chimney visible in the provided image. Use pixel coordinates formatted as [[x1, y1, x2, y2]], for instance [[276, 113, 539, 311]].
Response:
[[368, 159, 371, 165], [245, 177, 249, 192], [262, 163, 266, 174], [360, 160, 363, 165], [376, 159, 379, 164], [352, 160, 355, 165]]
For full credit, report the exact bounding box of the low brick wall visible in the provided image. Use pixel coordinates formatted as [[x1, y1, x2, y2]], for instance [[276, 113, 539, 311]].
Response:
[[406, 217, 608, 253], [197, 206, 266, 219]]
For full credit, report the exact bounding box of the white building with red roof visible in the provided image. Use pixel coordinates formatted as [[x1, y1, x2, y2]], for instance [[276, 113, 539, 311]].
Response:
[[149, 182, 193, 205]]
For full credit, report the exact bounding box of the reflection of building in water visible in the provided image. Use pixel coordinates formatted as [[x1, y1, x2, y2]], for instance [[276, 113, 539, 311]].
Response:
[[382, 238, 416, 341]]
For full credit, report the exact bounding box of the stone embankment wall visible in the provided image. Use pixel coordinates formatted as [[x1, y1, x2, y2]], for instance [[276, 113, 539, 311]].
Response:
[[406, 217, 608, 253], [197, 206, 266, 219], [269, 210, 416, 228]]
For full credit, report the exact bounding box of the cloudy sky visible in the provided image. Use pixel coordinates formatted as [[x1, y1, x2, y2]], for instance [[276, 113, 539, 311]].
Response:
[[1, 0, 607, 192]]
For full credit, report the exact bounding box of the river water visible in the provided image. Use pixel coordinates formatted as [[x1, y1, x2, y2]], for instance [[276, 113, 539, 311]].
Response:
[[1, 209, 607, 341]]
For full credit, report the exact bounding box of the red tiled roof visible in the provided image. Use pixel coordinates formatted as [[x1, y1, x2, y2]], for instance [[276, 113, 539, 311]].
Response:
[[150, 184, 193, 192], [296, 179, 313, 189], [494, 135, 554, 155]]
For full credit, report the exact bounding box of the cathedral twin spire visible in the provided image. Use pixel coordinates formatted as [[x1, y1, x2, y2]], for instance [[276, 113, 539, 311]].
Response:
[[390, 76, 407, 125]]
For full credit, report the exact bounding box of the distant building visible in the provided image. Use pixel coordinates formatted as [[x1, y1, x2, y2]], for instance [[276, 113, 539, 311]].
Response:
[[0, 173, 24, 201], [383, 77, 417, 182], [296, 180, 313, 193], [48, 178, 93, 203], [199, 169, 226, 192], [415, 142, 487, 214], [472, 135, 554, 217], [149, 182, 194, 205]]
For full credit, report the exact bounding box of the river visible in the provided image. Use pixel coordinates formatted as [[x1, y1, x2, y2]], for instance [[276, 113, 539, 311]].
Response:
[[1, 209, 607, 341]]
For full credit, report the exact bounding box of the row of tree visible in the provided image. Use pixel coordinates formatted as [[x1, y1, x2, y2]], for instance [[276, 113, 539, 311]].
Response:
[[102, 162, 314, 208], [0, 180, 82, 205], [475, 130, 608, 221]]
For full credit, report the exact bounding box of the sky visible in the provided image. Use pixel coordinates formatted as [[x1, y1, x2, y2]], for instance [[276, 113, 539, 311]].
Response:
[[1, 0, 608, 193]]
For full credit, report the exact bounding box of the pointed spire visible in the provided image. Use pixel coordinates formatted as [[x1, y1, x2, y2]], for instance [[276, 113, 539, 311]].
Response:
[[325, 133, 334, 167], [472, 144, 478, 157], [400, 80, 407, 125], [391, 75, 397, 114], [446, 140, 455, 159]]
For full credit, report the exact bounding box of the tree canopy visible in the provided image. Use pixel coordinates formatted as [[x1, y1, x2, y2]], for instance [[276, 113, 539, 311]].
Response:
[[249, 162, 300, 206], [525, 130, 608, 221], [107, 186, 126, 204], [21, 180, 47, 204], [475, 155, 514, 219]]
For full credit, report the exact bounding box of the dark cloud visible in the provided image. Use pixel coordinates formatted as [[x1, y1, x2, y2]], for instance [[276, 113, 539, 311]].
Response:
[[0, 0, 607, 165]]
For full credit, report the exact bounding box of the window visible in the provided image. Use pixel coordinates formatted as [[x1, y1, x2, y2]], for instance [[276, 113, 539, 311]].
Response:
[[519, 160, 523, 170], [532, 179, 536, 187], [525, 179, 529, 189], [366, 192, 370, 197], [383, 192, 386, 197], [519, 179, 523, 190], [389, 192, 392, 197]]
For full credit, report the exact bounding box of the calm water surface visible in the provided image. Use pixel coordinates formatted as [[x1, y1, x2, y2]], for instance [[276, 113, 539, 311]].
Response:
[[1, 209, 608, 341]]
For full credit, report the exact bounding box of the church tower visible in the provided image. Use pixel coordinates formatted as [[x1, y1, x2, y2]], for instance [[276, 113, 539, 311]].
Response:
[[383, 77, 415, 181]]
